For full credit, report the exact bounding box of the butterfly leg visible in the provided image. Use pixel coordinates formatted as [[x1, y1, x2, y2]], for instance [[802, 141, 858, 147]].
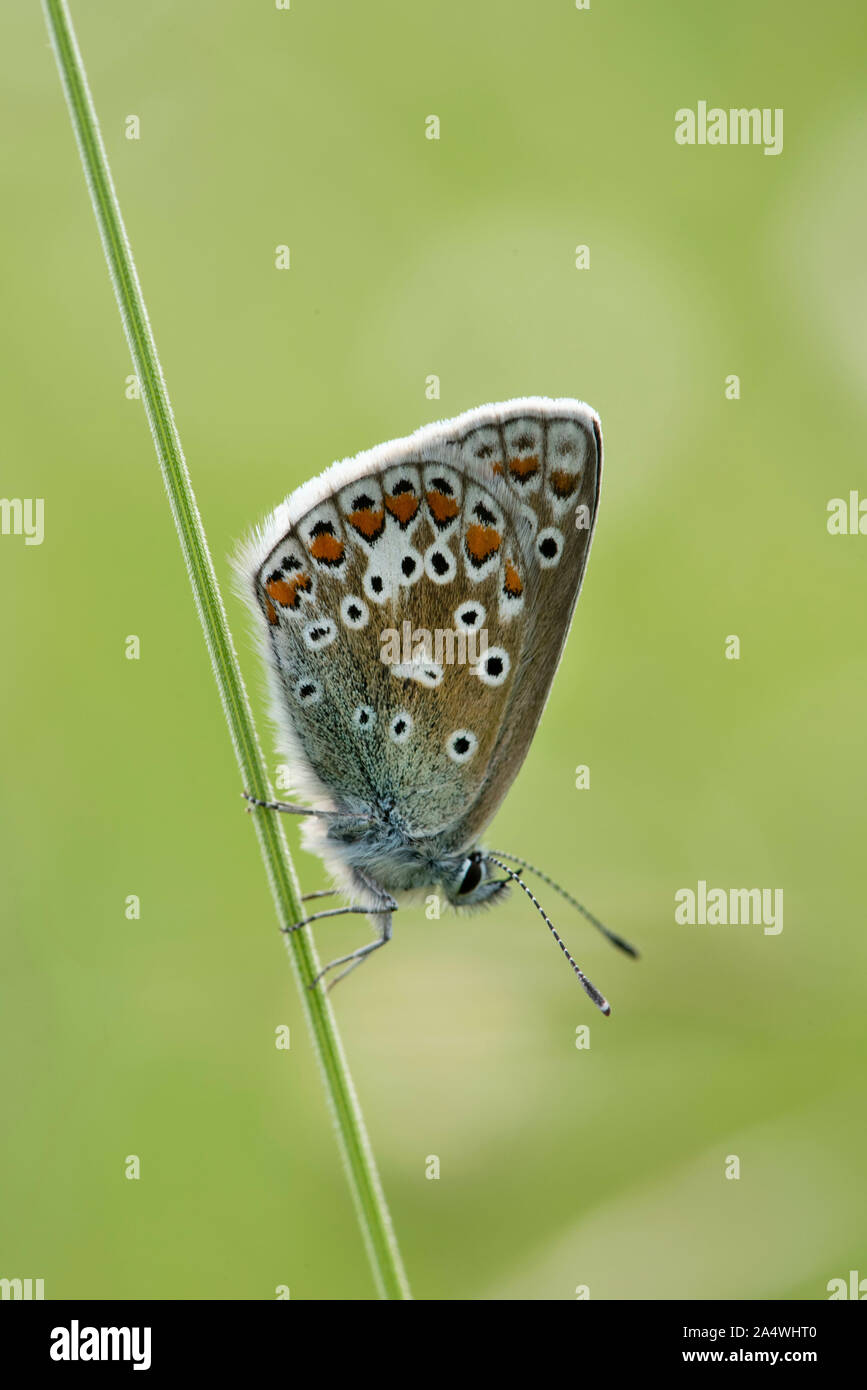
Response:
[[311, 908, 396, 992], [242, 792, 331, 817], [310, 870, 398, 988], [282, 903, 392, 933], [242, 792, 371, 821]]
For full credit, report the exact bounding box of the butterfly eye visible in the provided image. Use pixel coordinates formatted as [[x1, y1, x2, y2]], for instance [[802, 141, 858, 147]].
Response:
[[457, 855, 483, 896]]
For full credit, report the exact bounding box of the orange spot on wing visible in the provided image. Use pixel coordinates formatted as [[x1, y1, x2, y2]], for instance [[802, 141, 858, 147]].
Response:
[[265, 597, 278, 624], [426, 490, 460, 525], [309, 532, 344, 563], [508, 453, 539, 480], [266, 573, 312, 609], [385, 493, 419, 524], [491, 461, 504, 476], [465, 523, 501, 563], [504, 559, 523, 597], [550, 469, 579, 498], [348, 508, 385, 538]]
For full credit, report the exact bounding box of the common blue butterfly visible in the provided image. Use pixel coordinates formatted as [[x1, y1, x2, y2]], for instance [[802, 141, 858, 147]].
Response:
[[236, 399, 636, 1012]]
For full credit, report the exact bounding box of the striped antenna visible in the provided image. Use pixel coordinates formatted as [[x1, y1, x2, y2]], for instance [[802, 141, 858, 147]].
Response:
[[487, 849, 638, 958], [485, 854, 611, 1017]]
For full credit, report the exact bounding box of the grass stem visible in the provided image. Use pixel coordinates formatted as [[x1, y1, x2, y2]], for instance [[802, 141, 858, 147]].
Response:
[[42, 0, 411, 1301]]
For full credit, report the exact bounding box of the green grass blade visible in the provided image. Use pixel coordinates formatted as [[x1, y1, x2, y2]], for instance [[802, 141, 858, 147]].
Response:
[[42, 0, 411, 1301]]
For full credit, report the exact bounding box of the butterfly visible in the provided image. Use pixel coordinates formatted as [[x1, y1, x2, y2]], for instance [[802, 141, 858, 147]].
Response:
[[235, 398, 636, 1012]]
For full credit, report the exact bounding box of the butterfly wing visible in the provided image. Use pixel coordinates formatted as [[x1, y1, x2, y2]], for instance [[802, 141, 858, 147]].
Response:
[[235, 398, 600, 849], [446, 399, 602, 843]]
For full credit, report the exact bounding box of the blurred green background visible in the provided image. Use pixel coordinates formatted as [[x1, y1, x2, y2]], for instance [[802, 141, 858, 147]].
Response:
[[2, 0, 865, 1301]]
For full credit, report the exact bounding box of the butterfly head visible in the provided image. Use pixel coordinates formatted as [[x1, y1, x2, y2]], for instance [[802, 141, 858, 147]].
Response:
[[443, 849, 509, 909]]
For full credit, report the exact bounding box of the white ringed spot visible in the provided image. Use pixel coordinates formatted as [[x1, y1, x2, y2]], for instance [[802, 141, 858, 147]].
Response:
[[390, 661, 444, 688], [397, 548, 423, 585], [293, 676, 322, 705], [474, 646, 511, 687], [454, 600, 486, 631], [424, 541, 457, 585], [353, 704, 376, 731], [446, 729, 478, 764], [302, 617, 337, 649], [388, 711, 413, 744], [340, 595, 369, 629], [536, 526, 563, 568], [363, 569, 390, 603]]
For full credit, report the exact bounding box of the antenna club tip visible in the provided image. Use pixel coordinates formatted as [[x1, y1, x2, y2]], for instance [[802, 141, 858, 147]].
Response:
[[601, 1002, 611, 1017]]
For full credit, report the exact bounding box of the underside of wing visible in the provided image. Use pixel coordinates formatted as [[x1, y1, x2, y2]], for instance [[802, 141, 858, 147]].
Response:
[[444, 400, 602, 841], [235, 398, 601, 848]]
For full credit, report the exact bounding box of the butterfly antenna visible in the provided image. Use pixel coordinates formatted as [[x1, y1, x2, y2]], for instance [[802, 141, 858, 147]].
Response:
[[487, 849, 639, 958], [485, 855, 611, 1016]]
